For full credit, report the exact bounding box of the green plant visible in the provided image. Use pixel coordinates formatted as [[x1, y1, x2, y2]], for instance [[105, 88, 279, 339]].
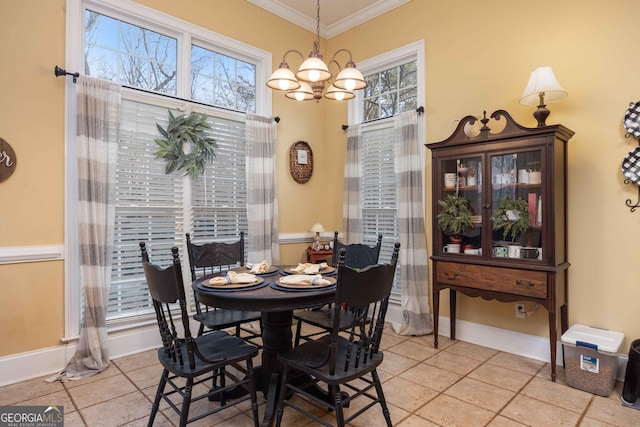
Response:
[[436, 195, 475, 236], [154, 111, 218, 179], [491, 197, 530, 241]]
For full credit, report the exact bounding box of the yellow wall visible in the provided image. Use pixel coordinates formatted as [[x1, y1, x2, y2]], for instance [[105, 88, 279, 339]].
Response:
[[1, 0, 639, 359]]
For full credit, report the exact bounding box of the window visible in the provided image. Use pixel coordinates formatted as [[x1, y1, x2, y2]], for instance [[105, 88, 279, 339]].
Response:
[[67, 0, 270, 333], [363, 61, 417, 121], [351, 41, 425, 296]]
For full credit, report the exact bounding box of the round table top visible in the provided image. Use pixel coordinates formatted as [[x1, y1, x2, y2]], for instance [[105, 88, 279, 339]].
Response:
[[192, 266, 336, 312]]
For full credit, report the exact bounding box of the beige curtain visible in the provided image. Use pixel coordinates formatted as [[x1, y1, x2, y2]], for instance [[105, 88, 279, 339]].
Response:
[[49, 76, 121, 381], [245, 113, 280, 264], [343, 123, 363, 243], [392, 111, 433, 336]]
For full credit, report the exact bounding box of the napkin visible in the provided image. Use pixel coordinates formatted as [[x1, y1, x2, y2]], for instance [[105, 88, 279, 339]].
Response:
[[279, 274, 331, 287], [291, 262, 328, 274], [209, 271, 257, 285], [248, 260, 270, 274]]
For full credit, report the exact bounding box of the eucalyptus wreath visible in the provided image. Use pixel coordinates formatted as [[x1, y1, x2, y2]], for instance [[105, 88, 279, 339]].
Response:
[[154, 111, 218, 179]]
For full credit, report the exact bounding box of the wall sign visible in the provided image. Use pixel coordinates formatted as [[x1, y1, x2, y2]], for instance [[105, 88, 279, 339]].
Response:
[[0, 138, 16, 183]]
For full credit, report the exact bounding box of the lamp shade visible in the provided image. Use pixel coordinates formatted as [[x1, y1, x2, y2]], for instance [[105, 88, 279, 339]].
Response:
[[285, 81, 315, 101], [267, 66, 301, 91], [324, 83, 355, 101], [310, 222, 325, 233], [296, 56, 331, 83], [520, 67, 567, 106], [333, 65, 366, 91]]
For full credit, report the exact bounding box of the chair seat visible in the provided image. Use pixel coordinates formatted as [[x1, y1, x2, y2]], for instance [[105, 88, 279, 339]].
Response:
[[158, 330, 258, 377], [194, 309, 261, 331], [294, 308, 357, 331], [278, 335, 383, 385]]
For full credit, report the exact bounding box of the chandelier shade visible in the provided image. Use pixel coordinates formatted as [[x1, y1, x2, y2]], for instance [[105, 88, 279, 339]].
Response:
[[266, 0, 366, 102], [285, 81, 315, 101], [266, 64, 301, 91]]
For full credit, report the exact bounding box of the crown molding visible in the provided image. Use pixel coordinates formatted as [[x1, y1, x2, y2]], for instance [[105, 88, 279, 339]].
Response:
[[247, 0, 410, 38]]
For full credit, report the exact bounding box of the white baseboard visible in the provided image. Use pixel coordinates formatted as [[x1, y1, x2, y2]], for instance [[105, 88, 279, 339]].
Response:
[[0, 314, 629, 387]]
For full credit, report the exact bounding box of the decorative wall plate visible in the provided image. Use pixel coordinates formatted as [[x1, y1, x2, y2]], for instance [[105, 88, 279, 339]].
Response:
[[622, 146, 640, 185], [289, 141, 313, 184], [624, 101, 640, 139]]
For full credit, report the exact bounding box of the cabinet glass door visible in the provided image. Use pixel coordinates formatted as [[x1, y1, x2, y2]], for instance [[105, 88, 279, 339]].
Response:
[[439, 156, 482, 255], [489, 150, 543, 260]]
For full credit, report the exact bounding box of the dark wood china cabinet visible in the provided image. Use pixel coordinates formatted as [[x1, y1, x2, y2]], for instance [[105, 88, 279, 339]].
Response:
[[426, 110, 574, 381]]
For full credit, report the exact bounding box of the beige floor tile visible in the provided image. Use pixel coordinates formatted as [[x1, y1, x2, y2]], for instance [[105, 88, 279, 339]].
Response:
[[444, 377, 516, 412], [396, 414, 441, 426], [124, 364, 163, 391], [78, 391, 152, 426], [378, 350, 420, 376], [383, 376, 439, 412], [584, 394, 640, 427], [62, 363, 121, 389], [500, 394, 581, 426], [536, 362, 568, 384], [387, 339, 437, 362], [67, 374, 137, 409], [486, 415, 529, 426], [415, 393, 495, 426], [468, 363, 533, 392], [424, 350, 484, 376], [0, 375, 65, 405], [446, 340, 500, 361], [61, 410, 87, 427], [521, 376, 592, 413], [487, 352, 546, 376], [399, 363, 462, 392], [14, 389, 77, 414], [6, 323, 637, 427], [112, 349, 159, 373], [578, 417, 619, 427], [380, 330, 411, 349]]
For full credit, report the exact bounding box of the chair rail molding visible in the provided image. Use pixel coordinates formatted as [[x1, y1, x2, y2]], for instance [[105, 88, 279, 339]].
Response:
[[0, 245, 64, 264]]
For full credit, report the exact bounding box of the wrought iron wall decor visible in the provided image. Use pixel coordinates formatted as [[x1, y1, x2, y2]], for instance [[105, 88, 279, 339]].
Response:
[[622, 101, 640, 212]]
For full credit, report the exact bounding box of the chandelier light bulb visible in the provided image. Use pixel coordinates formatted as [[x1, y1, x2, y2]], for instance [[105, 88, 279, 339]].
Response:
[[334, 91, 345, 101], [308, 69, 321, 82], [344, 79, 356, 91], [278, 80, 291, 91], [295, 92, 306, 101]]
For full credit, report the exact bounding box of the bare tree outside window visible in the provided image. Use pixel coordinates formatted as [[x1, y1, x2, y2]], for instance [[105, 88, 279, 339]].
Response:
[[363, 61, 417, 122], [84, 11, 256, 112]]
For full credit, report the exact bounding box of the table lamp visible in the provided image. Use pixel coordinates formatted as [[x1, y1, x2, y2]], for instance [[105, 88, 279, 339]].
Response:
[[310, 221, 325, 242], [520, 66, 567, 127]]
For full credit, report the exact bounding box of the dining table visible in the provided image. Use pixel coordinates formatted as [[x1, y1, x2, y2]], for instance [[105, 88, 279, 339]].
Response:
[[192, 264, 337, 427]]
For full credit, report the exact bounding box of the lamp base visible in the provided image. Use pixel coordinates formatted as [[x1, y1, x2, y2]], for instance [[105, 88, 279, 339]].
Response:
[[533, 104, 550, 127]]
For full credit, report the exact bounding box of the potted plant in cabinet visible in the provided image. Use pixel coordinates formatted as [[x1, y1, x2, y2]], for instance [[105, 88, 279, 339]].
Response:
[[491, 197, 530, 257], [436, 194, 475, 246]]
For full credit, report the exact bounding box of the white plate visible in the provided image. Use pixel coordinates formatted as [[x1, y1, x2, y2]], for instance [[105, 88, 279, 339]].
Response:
[[624, 101, 640, 139], [622, 146, 640, 185]]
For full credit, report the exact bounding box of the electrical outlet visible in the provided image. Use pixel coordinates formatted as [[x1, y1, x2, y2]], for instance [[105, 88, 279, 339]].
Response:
[[515, 303, 525, 318]]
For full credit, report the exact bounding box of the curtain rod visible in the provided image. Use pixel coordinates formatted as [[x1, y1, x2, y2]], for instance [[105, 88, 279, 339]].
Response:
[[341, 106, 424, 130], [54, 66, 280, 123]]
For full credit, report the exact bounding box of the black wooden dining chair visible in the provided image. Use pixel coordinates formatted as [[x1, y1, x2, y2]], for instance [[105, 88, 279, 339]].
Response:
[[139, 243, 259, 427], [186, 232, 262, 347], [293, 232, 383, 346], [275, 243, 400, 427]]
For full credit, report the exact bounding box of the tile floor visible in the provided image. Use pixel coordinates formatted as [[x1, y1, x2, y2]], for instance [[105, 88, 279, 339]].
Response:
[[2, 323, 640, 426]]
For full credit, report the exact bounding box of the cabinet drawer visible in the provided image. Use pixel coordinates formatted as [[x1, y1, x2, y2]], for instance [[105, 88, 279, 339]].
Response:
[[436, 261, 547, 299]]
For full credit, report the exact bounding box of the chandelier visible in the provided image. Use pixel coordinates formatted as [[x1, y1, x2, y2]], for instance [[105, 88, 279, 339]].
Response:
[[266, 0, 367, 101]]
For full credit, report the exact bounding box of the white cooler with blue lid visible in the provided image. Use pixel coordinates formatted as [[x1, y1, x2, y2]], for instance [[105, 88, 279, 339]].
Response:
[[561, 324, 624, 396]]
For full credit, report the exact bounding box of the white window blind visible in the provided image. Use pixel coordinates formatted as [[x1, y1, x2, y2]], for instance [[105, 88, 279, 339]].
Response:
[[108, 99, 184, 320], [361, 124, 401, 292], [106, 98, 247, 322], [190, 116, 247, 241]]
